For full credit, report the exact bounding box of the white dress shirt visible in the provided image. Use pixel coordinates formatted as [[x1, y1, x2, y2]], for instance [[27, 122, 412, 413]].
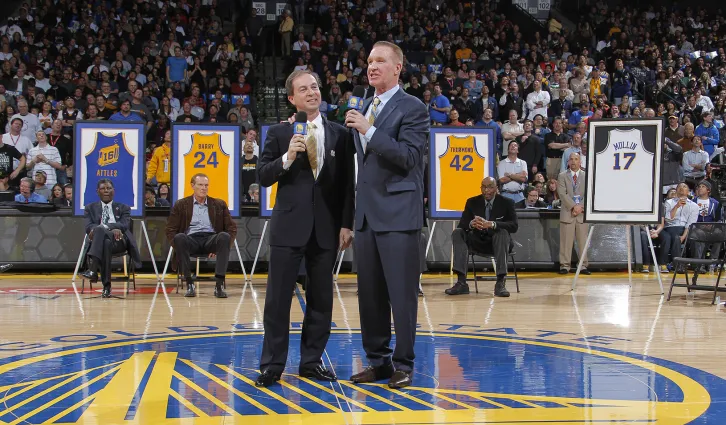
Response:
[[101, 201, 116, 226], [664, 198, 698, 228], [282, 113, 325, 178], [526, 89, 551, 119], [362, 84, 400, 151]]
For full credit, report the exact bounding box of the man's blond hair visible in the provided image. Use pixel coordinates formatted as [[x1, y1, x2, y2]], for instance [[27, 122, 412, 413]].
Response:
[[372, 41, 403, 64]]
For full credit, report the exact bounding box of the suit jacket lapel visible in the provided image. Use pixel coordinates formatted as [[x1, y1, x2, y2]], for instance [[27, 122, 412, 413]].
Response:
[[320, 117, 335, 180], [371, 89, 403, 130]]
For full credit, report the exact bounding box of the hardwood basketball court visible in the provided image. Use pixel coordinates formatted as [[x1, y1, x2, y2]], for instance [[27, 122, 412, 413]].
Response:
[[0, 271, 723, 424]]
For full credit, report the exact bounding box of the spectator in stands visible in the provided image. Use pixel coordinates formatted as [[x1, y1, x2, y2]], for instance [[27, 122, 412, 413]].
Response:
[[26, 131, 62, 187], [695, 111, 720, 156], [47, 121, 72, 185], [6, 99, 40, 140], [146, 130, 171, 187], [110, 100, 143, 122], [692, 181, 722, 275], [58, 97, 82, 135], [49, 184, 63, 204], [683, 136, 710, 188], [14, 177, 46, 203], [545, 117, 570, 180], [248, 183, 260, 204], [516, 186, 548, 209], [561, 132, 584, 173], [279, 11, 294, 57], [497, 141, 527, 204], [499, 82, 524, 121], [662, 183, 699, 273], [665, 115, 684, 143], [176, 102, 199, 123], [429, 83, 450, 125], [241, 140, 258, 201], [157, 184, 170, 203], [526, 80, 550, 120], [501, 110, 524, 156], [3, 117, 31, 185], [516, 119, 542, 180], [145, 187, 170, 207], [32, 171, 51, 200], [568, 101, 593, 131], [166, 47, 188, 89]]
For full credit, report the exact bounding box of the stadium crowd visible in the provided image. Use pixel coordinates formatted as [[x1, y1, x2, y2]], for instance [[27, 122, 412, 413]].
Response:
[[0, 0, 725, 271]]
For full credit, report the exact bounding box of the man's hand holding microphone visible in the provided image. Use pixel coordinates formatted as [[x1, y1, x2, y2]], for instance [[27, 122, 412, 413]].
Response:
[[287, 111, 309, 160], [344, 86, 371, 135]]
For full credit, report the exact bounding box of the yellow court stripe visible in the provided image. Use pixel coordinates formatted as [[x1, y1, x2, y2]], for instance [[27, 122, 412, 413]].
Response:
[[172, 371, 240, 417], [82, 352, 155, 422], [417, 389, 477, 409], [473, 395, 510, 409], [40, 394, 95, 424], [217, 365, 308, 414], [386, 387, 443, 410], [0, 364, 120, 418], [337, 381, 409, 411], [178, 359, 276, 415], [278, 379, 342, 413], [0, 359, 125, 393], [0, 381, 46, 404], [296, 376, 374, 412], [8, 365, 120, 425], [133, 352, 176, 423], [509, 398, 543, 408], [169, 388, 209, 418]]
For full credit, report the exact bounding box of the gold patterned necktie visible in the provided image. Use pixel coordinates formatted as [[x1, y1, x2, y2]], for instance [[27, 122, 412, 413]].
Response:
[[368, 97, 381, 125], [307, 122, 318, 179]]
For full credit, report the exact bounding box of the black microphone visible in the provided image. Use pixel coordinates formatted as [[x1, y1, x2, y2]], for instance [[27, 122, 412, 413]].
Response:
[[293, 111, 308, 161]]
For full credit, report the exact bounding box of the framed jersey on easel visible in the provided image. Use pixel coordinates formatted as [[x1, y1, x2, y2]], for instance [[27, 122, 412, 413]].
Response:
[[72, 121, 146, 217], [428, 127, 496, 219], [171, 123, 242, 217], [584, 118, 664, 224]]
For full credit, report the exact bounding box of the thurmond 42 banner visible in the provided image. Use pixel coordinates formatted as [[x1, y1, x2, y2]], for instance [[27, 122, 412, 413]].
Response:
[[73, 121, 146, 217]]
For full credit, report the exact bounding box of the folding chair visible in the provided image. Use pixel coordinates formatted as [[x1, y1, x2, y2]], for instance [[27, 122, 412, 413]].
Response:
[[80, 220, 137, 296], [175, 254, 227, 294], [467, 240, 520, 294], [667, 222, 726, 304]]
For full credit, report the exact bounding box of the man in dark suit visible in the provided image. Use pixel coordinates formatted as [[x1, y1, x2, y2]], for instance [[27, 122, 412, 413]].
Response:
[[445, 177, 519, 296], [256, 70, 355, 387], [80, 179, 142, 298], [344, 41, 429, 389], [165, 173, 237, 298]]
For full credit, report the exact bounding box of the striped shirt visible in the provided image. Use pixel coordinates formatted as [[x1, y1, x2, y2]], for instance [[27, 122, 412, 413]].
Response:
[[27, 144, 61, 186]]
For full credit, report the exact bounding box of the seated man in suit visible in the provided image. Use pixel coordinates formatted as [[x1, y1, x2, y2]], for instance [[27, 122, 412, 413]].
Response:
[[445, 177, 518, 296], [165, 173, 237, 298], [515, 186, 548, 209], [80, 179, 142, 298]]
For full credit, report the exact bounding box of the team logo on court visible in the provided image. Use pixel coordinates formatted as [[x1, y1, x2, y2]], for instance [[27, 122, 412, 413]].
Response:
[[0, 330, 723, 424]]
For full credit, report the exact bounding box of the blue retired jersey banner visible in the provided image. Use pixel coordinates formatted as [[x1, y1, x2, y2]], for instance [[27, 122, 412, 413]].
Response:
[[73, 121, 146, 217]]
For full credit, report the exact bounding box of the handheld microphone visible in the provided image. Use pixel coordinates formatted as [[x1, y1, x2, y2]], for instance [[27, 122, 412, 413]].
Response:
[[350, 86, 365, 111], [293, 111, 308, 161]]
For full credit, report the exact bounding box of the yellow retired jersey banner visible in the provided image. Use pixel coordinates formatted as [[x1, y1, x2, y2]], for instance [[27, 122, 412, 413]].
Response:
[[429, 128, 496, 219], [171, 123, 242, 217]]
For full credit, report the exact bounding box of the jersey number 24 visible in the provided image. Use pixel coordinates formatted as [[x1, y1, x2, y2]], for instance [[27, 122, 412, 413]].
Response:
[[194, 151, 219, 168]]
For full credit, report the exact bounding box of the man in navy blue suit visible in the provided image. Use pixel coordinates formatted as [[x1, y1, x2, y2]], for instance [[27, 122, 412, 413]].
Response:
[[345, 41, 430, 389]]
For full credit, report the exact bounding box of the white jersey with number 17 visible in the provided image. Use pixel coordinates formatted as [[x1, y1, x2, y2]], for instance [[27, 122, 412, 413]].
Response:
[[593, 128, 653, 212]]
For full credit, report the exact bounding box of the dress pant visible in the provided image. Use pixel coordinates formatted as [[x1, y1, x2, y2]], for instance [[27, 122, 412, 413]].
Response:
[[260, 228, 336, 373], [661, 226, 685, 265], [546, 157, 562, 180], [87, 225, 129, 285], [173, 232, 231, 280], [452, 228, 511, 277], [356, 221, 420, 373], [559, 220, 589, 270]]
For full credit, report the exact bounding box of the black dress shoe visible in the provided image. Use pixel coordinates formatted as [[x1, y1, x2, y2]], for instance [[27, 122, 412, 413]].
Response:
[[214, 284, 227, 298], [255, 369, 282, 387], [299, 364, 337, 381], [494, 279, 510, 297], [101, 285, 112, 298], [558, 268, 569, 274], [579, 268, 592, 275], [185, 283, 196, 297], [81, 270, 99, 282], [388, 370, 412, 389], [445, 281, 470, 295], [350, 364, 394, 383], [0, 264, 12, 273]]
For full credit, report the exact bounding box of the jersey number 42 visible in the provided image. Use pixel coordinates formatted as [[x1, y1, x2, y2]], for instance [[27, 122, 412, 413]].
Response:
[[450, 154, 474, 171]]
